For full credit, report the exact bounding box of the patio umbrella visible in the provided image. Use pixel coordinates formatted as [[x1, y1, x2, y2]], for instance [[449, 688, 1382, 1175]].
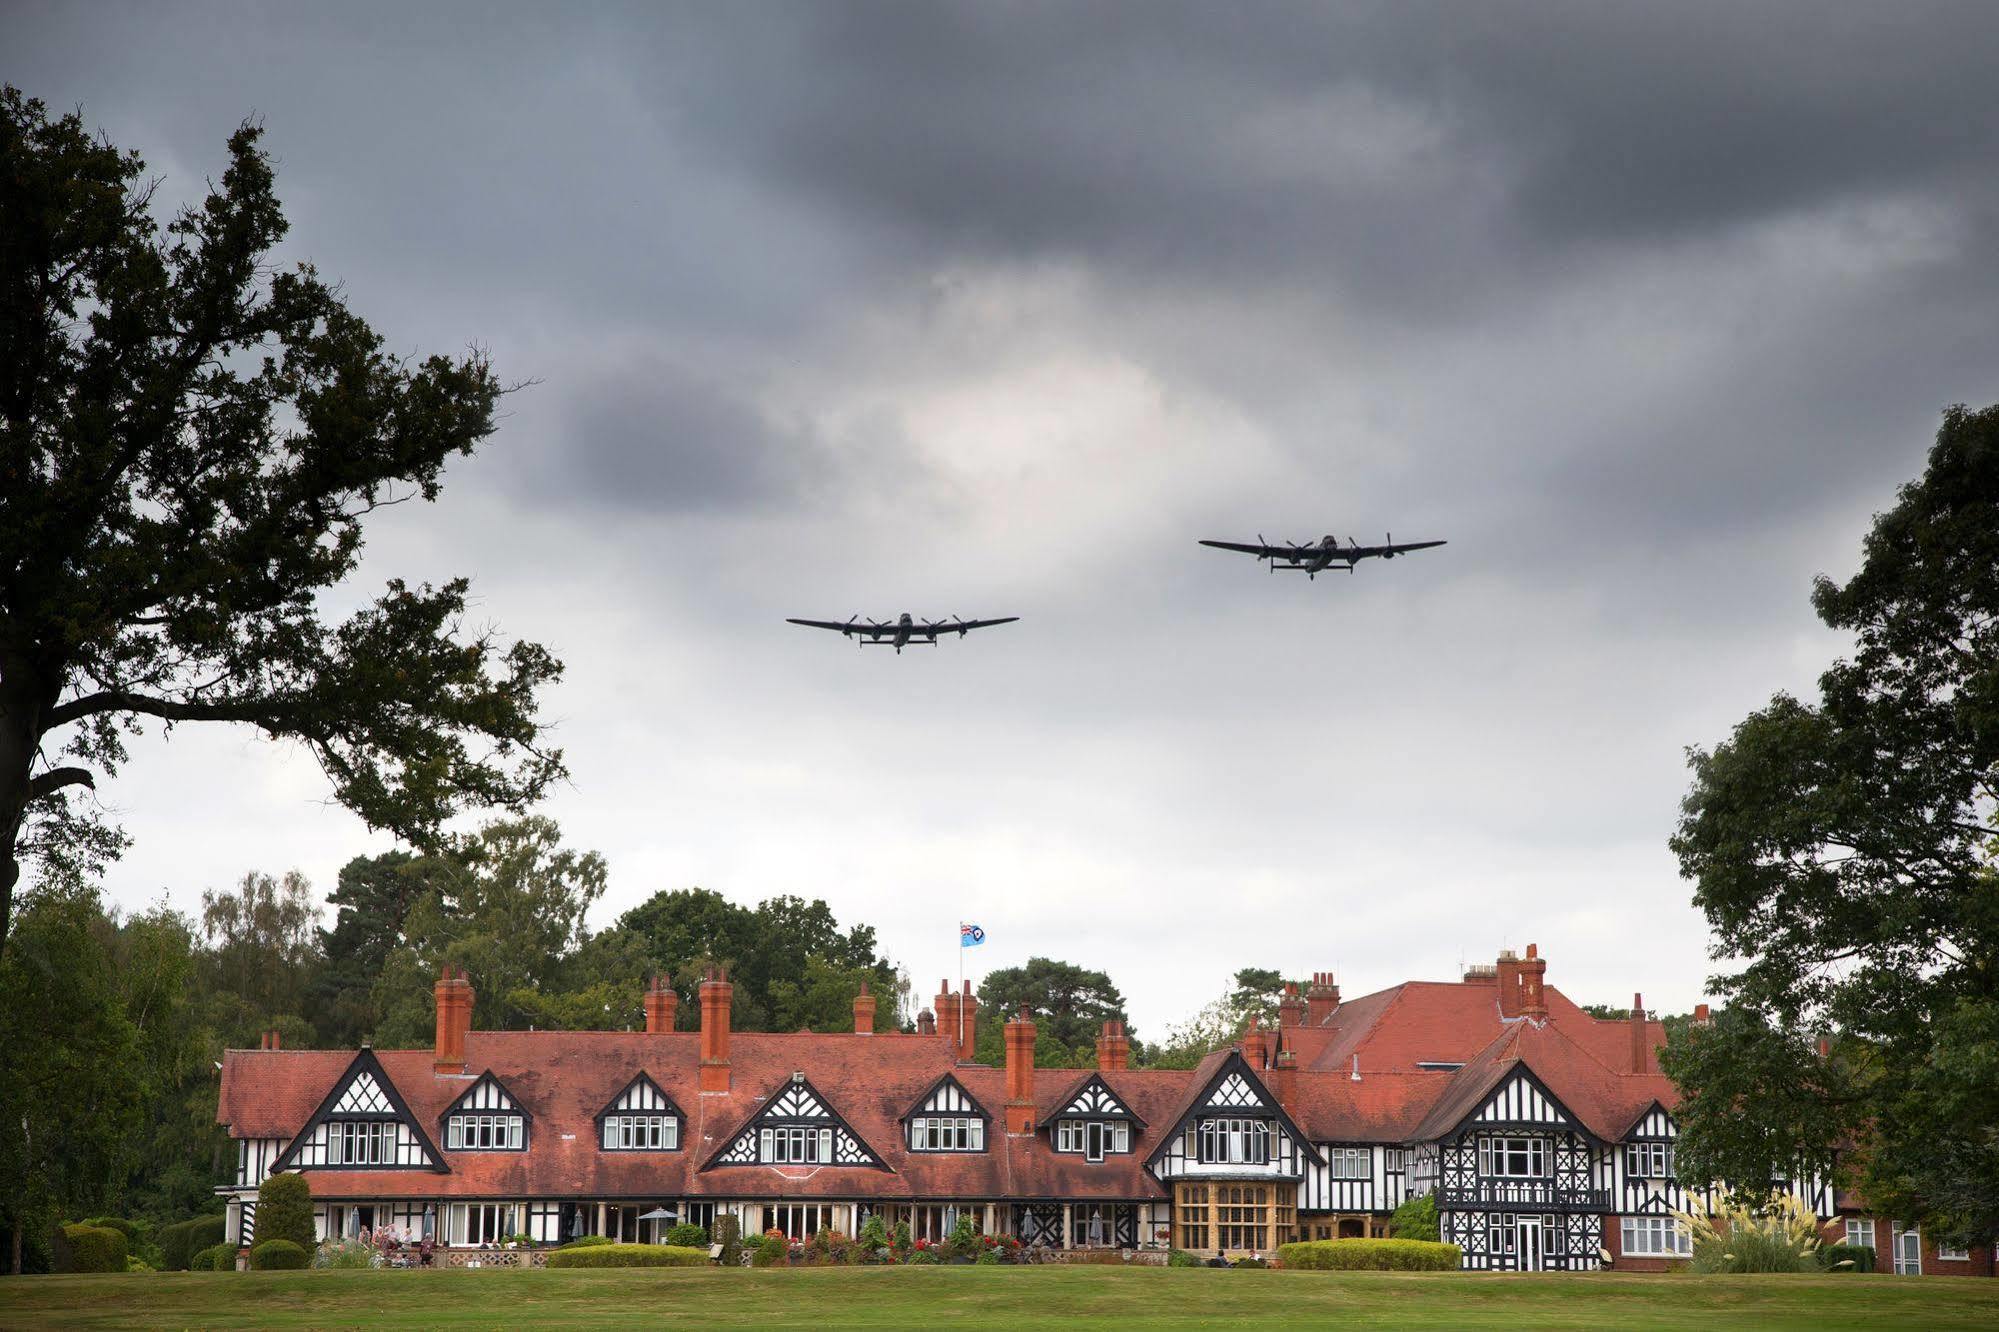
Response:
[[637, 1207, 678, 1243]]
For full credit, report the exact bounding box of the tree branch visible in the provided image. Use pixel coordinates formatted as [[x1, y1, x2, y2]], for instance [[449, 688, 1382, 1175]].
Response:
[[26, 766, 95, 800], [45, 689, 284, 730]]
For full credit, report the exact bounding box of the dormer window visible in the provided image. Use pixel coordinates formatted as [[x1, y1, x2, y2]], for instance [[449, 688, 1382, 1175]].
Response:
[[1056, 1119, 1129, 1161], [1194, 1117, 1270, 1165], [597, 1074, 682, 1153], [708, 1075, 885, 1169], [904, 1075, 990, 1153], [440, 1073, 528, 1153]]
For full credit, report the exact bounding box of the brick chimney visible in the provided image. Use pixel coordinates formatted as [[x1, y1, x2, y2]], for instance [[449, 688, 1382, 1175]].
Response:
[[433, 964, 473, 1074], [853, 980, 876, 1035], [1241, 1014, 1275, 1069], [1629, 993, 1651, 1073], [1004, 1008, 1037, 1134], [955, 980, 978, 1063], [260, 1028, 282, 1050], [934, 979, 960, 1048], [1306, 972, 1340, 1026], [1277, 984, 1307, 1030], [1496, 948, 1524, 1017], [1095, 1019, 1130, 1071], [916, 1007, 936, 1036], [643, 975, 678, 1034], [1521, 944, 1548, 1021], [698, 965, 732, 1093]]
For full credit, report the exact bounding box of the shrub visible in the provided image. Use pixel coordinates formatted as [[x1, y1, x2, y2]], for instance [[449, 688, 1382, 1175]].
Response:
[[249, 1238, 310, 1270], [944, 1215, 980, 1261], [559, 1233, 614, 1249], [665, 1222, 708, 1248], [255, 1173, 316, 1253], [856, 1214, 890, 1262], [715, 1215, 743, 1267], [1233, 1256, 1270, 1268], [749, 1232, 787, 1267], [1681, 1194, 1818, 1274], [193, 1242, 238, 1271], [1389, 1193, 1440, 1242], [1819, 1242, 1876, 1273], [160, 1215, 226, 1271], [1276, 1239, 1462, 1271], [891, 1220, 912, 1257], [547, 1243, 708, 1268], [315, 1238, 377, 1269], [59, 1224, 128, 1273], [1167, 1248, 1200, 1268], [907, 1246, 940, 1264], [82, 1216, 142, 1242]]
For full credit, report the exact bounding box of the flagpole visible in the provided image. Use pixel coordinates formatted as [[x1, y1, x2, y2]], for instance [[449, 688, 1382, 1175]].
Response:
[[957, 920, 965, 1052]]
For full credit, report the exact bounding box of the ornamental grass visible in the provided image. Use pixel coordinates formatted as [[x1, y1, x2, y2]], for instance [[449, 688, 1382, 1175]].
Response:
[[1677, 1193, 1819, 1274]]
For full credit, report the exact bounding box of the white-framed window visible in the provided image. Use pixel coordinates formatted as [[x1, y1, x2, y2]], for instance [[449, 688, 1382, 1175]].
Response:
[[1845, 1218, 1876, 1249], [1382, 1147, 1406, 1172], [445, 1112, 524, 1151], [1197, 1118, 1271, 1166], [910, 1115, 984, 1151], [1057, 1119, 1129, 1158], [1937, 1242, 1970, 1261], [765, 1204, 835, 1240], [326, 1120, 396, 1165], [1325, 1146, 1368, 1179], [448, 1202, 519, 1246], [759, 1125, 835, 1163], [1624, 1142, 1673, 1178], [1479, 1136, 1548, 1178], [601, 1114, 677, 1150], [1620, 1215, 1691, 1257]]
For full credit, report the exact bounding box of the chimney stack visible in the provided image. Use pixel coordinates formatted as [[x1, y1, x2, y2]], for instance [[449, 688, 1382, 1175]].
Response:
[[1242, 1014, 1275, 1069], [934, 980, 960, 1049], [1095, 1019, 1130, 1071], [916, 1007, 936, 1036], [1496, 948, 1524, 1017], [259, 1028, 282, 1050], [1521, 944, 1548, 1021], [433, 964, 473, 1074], [1306, 972, 1341, 1026], [643, 976, 678, 1034], [955, 980, 979, 1063], [1629, 993, 1650, 1073], [1004, 1008, 1037, 1134], [1277, 984, 1307, 1030], [1694, 1002, 1712, 1027], [853, 980, 877, 1035], [698, 965, 733, 1092]]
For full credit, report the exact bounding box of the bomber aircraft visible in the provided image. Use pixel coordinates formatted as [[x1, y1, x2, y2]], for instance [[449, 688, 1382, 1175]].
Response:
[[1199, 532, 1447, 579], [786, 613, 1020, 653]]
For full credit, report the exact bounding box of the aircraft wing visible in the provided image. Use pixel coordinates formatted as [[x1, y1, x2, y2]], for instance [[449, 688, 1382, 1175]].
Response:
[[1199, 539, 1295, 560], [787, 618, 874, 635], [1342, 539, 1448, 560], [923, 616, 1020, 634]]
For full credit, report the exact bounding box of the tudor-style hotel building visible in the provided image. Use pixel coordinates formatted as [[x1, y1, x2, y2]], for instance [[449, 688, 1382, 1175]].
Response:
[[217, 947, 1994, 1274]]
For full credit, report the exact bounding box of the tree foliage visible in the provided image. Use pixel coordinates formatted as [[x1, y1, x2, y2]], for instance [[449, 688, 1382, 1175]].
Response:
[[255, 1173, 314, 1253], [973, 956, 1135, 1068], [1664, 402, 1999, 1246], [1146, 967, 1294, 1069], [0, 85, 564, 953]]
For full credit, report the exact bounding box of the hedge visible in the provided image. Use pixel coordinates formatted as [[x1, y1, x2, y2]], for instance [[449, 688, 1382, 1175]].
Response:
[[160, 1215, 227, 1271], [558, 1233, 614, 1249], [249, 1238, 310, 1270], [1389, 1194, 1440, 1242], [665, 1222, 708, 1248], [545, 1244, 708, 1268], [1277, 1239, 1463, 1271], [60, 1224, 129, 1273], [193, 1242, 238, 1271], [1820, 1242, 1876, 1273], [256, 1172, 316, 1253]]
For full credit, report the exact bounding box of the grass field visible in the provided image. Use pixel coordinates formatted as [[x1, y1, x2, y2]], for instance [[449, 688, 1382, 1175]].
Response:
[[4, 1266, 1997, 1330]]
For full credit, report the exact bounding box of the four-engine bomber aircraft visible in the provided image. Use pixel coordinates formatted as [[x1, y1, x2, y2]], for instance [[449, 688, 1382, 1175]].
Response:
[[787, 612, 1020, 653], [1199, 532, 1447, 579]]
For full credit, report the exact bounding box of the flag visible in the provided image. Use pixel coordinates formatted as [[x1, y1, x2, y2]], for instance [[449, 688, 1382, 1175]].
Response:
[[960, 923, 986, 947]]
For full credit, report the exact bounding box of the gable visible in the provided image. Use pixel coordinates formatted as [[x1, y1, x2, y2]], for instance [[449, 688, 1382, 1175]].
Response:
[[905, 1073, 988, 1122], [1623, 1102, 1676, 1141], [1457, 1066, 1588, 1139], [1203, 1071, 1274, 1112], [1059, 1074, 1145, 1124], [597, 1072, 682, 1122], [442, 1071, 529, 1122], [704, 1075, 886, 1169], [270, 1050, 445, 1173], [1146, 1051, 1324, 1172]]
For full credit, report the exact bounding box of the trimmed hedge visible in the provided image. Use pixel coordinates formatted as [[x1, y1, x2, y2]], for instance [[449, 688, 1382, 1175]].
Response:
[[249, 1238, 310, 1270], [1278, 1238, 1463, 1271], [665, 1222, 708, 1248], [545, 1243, 708, 1268], [1820, 1242, 1876, 1273], [256, 1172, 316, 1253], [160, 1215, 226, 1271], [558, 1233, 614, 1249], [60, 1224, 129, 1273], [193, 1242, 238, 1271]]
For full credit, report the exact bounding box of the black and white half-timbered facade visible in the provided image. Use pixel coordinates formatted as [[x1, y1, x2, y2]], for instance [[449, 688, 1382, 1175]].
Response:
[[215, 951, 1914, 1271]]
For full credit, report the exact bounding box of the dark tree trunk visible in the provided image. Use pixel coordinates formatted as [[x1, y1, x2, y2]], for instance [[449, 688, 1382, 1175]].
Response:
[[0, 642, 49, 958]]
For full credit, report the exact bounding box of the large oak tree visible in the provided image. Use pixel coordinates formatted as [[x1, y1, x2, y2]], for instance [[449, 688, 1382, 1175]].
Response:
[[1665, 402, 1999, 1245], [0, 88, 563, 950]]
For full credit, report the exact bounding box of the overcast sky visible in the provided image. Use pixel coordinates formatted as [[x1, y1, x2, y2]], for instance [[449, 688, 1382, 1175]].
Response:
[[14, 2, 1999, 1037]]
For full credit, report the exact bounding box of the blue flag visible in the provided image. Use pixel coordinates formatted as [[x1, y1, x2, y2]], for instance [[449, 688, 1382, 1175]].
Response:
[[960, 923, 986, 947]]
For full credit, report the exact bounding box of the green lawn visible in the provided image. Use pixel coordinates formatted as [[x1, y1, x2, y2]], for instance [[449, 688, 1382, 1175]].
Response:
[[3, 1266, 1995, 1330]]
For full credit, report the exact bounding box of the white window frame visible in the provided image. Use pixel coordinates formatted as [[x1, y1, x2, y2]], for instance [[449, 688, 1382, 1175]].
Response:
[[1325, 1146, 1368, 1180], [602, 1113, 677, 1151], [1480, 1135, 1549, 1179], [327, 1119, 396, 1165], [446, 1112, 525, 1151], [1844, 1218, 1876, 1249], [910, 1115, 984, 1152], [1624, 1142, 1673, 1179], [1199, 1118, 1272, 1166], [1937, 1242, 1970, 1262], [1620, 1215, 1691, 1257]]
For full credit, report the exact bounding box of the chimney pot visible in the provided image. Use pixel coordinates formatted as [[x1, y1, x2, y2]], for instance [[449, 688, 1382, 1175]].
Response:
[[433, 965, 473, 1074], [644, 975, 679, 1035], [1629, 993, 1651, 1073], [1694, 1002, 1712, 1026], [1095, 1018, 1131, 1071], [853, 980, 877, 1035], [917, 1008, 936, 1036], [1004, 1008, 1038, 1133], [699, 967, 733, 1092], [1306, 971, 1340, 1025]]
